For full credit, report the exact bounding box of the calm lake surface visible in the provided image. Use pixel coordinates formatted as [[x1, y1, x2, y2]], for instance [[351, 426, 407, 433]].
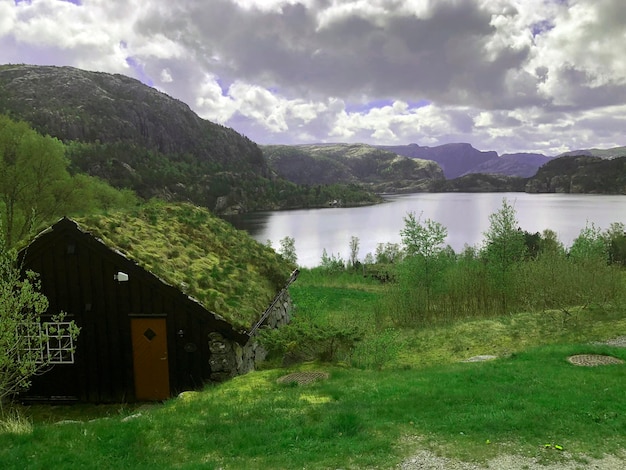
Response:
[[227, 193, 626, 268]]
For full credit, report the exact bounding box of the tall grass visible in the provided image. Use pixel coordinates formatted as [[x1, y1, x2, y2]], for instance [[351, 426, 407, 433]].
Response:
[[380, 247, 625, 329]]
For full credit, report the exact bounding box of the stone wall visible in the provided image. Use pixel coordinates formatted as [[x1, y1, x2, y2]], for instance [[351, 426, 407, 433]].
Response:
[[207, 289, 293, 381]]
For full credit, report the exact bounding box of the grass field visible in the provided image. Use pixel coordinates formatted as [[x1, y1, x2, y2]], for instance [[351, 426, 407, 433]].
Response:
[[1, 269, 625, 469]]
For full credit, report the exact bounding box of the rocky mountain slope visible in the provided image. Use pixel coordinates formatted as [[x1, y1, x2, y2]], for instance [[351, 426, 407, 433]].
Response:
[[0, 64, 279, 213], [262, 143, 444, 193]]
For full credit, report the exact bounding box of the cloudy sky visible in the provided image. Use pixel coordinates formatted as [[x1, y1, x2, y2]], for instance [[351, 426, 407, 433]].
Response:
[[1, 0, 625, 155]]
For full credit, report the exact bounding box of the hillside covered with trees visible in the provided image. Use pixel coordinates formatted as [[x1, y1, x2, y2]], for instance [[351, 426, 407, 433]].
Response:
[[0, 65, 378, 213], [263, 143, 443, 193]]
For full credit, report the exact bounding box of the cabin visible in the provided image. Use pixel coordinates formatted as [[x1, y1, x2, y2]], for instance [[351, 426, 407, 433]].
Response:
[[18, 213, 295, 403]]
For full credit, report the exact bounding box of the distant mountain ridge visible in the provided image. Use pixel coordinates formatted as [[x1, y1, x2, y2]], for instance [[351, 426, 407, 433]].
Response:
[[378, 143, 497, 178], [378, 143, 554, 179], [262, 143, 444, 193], [557, 146, 626, 160]]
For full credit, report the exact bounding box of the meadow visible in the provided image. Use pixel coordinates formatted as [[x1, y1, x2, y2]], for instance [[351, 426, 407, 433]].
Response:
[[0, 266, 625, 469], [1, 203, 626, 469]]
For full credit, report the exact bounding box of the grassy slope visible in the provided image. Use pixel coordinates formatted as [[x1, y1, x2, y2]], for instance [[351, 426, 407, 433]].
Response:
[[2, 270, 626, 468]]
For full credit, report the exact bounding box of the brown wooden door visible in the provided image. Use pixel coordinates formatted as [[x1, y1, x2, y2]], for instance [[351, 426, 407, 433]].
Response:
[[130, 318, 170, 401]]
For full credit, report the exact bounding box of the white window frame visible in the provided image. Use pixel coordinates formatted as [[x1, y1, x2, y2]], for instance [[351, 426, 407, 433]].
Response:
[[19, 322, 76, 364]]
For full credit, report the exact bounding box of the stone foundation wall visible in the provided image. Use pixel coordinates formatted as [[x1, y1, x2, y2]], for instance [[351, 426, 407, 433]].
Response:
[[208, 289, 293, 381]]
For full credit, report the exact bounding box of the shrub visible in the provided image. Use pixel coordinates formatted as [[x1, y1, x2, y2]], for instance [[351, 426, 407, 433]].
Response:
[[258, 320, 362, 365]]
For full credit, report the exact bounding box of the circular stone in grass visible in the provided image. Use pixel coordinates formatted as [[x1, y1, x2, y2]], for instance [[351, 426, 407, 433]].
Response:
[[567, 354, 625, 367], [277, 371, 329, 385]]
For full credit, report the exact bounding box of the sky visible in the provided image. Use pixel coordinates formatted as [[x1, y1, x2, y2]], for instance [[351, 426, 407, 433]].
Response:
[[1, 0, 626, 156]]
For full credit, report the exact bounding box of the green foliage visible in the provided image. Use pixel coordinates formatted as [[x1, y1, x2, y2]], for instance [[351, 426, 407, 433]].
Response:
[[66, 141, 381, 213], [259, 320, 363, 364], [378, 201, 625, 328], [482, 198, 527, 313], [400, 211, 448, 258], [528, 155, 626, 193], [348, 236, 360, 269], [393, 249, 457, 326], [0, 233, 79, 406], [374, 242, 402, 264], [606, 222, 626, 265], [0, 115, 71, 246], [320, 248, 346, 272], [569, 222, 608, 263], [0, 115, 140, 247], [351, 327, 403, 370], [278, 236, 297, 265]]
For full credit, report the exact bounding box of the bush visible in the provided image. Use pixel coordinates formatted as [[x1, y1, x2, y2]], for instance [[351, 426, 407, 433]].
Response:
[[351, 328, 403, 370], [320, 249, 345, 273], [258, 320, 362, 365]]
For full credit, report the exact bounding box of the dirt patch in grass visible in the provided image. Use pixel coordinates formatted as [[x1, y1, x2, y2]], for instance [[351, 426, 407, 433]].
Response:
[[276, 371, 330, 385]]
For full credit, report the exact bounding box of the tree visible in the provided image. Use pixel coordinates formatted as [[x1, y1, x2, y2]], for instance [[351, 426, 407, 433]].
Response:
[[567, 223, 617, 308], [400, 211, 447, 258], [320, 248, 345, 272], [605, 222, 626, 266], [348, 236, 360, 269], [0, 116, 73, 246], [482, 199, 527, 313], [396, 212, 452, 323], [0, 231, 79, 406], [375, 242, 401, 264], [569, 222, 608, 263], [278, 236, 297, 265]]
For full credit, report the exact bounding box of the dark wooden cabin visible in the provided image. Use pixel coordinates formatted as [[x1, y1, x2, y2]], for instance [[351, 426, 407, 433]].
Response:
[[18, 217, 292, 403]]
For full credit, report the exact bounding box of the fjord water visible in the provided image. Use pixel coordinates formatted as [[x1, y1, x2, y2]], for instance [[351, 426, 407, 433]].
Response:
[[227, 193, 626, 268]]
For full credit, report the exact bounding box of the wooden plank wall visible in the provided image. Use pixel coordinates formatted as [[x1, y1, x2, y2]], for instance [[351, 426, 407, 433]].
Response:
[[21, 221, 240, 402]]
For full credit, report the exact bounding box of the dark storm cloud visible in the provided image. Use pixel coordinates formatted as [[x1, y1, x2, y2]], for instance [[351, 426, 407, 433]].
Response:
[[135, 0, 537, 108]]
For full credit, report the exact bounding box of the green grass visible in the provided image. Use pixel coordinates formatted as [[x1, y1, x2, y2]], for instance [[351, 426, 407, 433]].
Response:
[[1, 269, 625, 468], [2, 345, 625, 469]]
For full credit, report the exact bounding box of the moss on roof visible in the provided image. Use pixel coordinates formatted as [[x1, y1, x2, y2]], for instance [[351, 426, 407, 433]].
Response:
[[74, 202, 294, 330]]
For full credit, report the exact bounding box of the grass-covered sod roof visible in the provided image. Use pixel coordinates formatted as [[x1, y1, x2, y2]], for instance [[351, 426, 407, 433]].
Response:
[[74, 202, 294, 330]]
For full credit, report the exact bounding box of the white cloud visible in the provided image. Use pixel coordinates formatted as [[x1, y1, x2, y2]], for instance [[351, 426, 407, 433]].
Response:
[[0, 0, 625, 154], [160, 68, 173, 83], [194, 74, 238, 124], [0, 2, 16, 37]]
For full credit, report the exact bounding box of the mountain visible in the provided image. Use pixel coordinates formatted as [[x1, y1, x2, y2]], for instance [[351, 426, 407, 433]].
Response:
[[0, 64, 299, 214], [378, 143, 498, 179], [378, 143, 555, 179], [262, 143, 444, 193], [526, 155, 626, 193], [557, 146, 626, 160], [463, 153, 553, 178]]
